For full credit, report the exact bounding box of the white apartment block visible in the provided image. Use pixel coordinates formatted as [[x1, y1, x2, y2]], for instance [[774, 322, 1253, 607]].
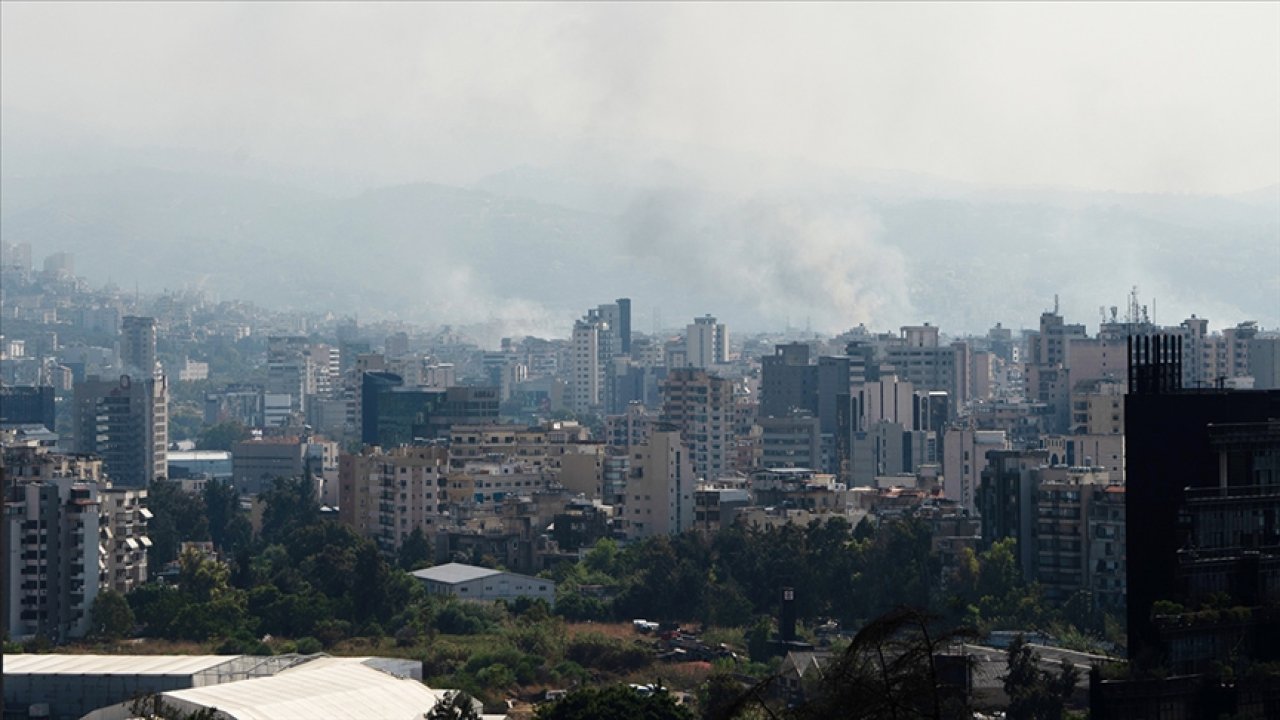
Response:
[[685, 315, 728, 369], [625, 428, 695, 539]]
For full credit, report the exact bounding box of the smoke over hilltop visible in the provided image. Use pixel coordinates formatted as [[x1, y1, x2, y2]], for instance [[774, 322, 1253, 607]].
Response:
[[621, 189, 913, 333]]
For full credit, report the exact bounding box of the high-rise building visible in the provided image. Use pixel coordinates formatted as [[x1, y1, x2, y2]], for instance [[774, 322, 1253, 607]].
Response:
[[0, 385, 56, 431], [361, 373, 498, 447], [73, 374, 168, 487], [883, 325, 968, 414], [569, 317, 603, 414], [977, 448, 1051, 579], [1123, 334, 1280, 671], [339, 445, 449, 555], [660, 368, 736, 480], [760, 343, 817, 419], [1249, 336, 1280, 390], [2, 444, 149, 642], [267, 336, 315, 418], [941, 428, 1009, 513], [759, 413, 823, 470], [120, 316, 158, 379], [625, 425, 695, 539], [685, 315, 728, 369], [615, 298, 632, 355]]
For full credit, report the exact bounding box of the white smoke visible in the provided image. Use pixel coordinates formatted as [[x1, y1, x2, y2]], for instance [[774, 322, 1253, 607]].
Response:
[[621, 188, 914, 333]]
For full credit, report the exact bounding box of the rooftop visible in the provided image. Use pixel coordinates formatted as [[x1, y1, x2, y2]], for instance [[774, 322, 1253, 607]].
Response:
[[3, 654, 243, 676], [160, 658, 450, 720], [411, 562, 503, 584]]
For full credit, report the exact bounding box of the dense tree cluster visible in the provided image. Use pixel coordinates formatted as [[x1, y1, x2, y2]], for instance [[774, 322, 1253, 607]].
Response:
[[550, 516, 1086, 639]]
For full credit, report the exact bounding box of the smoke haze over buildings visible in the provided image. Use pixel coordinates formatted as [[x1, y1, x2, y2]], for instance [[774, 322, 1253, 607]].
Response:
[[1, 3, 1277, 338]]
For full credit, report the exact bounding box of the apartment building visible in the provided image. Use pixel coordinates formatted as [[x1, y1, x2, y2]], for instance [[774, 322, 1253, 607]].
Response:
[[2, 444, 149, 642], [338, 445, 449, 554], [660, 368, 736, 481]]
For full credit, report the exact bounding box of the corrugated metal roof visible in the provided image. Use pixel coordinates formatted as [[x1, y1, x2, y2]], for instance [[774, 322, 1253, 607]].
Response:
[[3, 654, 241, 676], [411, 562, 501, 584], [162, 658, 447, 720]]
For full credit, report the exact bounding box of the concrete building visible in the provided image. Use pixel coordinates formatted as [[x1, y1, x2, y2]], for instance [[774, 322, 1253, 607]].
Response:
[[750, 468, 848, 513], [625, 426, 696, 538], [604, 402, 655, 450], [447, 421, 592, 470], [266, 335, 316, 418], [2, 445, 149, 643], [568, 306, 620, 414], [229, 435, 335, 497], [1032, 466, 1114, 604], [339, 445, 449, 555], [977, 449, 1050, 579], [120, 316, 158, 379], [0, 384, 56, 431], [685, 315, 728, 369], [361, 374, 499, 446], [73, 374, 168, 487], [760, 342, 817, 418], [1069, 379, 1125, 435], [1089, 484, 1126, 613], [412, 562, 555, 606], [1040, 434, 1125, 481], [1250, 336, 1280, 390], [1124, 348, 1280, 672], [660, 368, 736, 480], [452, 461, 555, 513], [882, 325, 969, 412], [941, 428, 1009, 513], [759, 413, 823, 470], [693, 481, 750, 534]]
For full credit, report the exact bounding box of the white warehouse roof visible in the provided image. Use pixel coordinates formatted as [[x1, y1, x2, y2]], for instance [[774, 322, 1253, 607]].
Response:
[[161, 658, 450, 720], [3, 654, 241, 676], [411, 562, 503, 584]]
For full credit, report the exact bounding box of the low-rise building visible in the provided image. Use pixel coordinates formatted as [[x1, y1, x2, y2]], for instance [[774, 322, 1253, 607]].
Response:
[[411, 562, 555, 607]]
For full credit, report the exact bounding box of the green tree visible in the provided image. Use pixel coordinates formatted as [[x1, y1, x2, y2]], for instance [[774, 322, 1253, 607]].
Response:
[[534, 685, 694, 720], [204, 479, 250, 554], [1003, 634, 1080, 720], [89, 589, 135, 641], [260, 475, 318, 544], [787, 608, 976, 720], [425, 690, 482, 720], [197, 421, 251, 451], [145, 478, 210, 567], [398, 527, 433, 571], [700, 673, 748, 720]]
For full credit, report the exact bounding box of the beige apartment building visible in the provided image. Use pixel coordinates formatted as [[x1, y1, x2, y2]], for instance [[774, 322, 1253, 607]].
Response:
[[447, 421, 592, 470], [660, 368, 736, 481], [338, 445, 449, 554]]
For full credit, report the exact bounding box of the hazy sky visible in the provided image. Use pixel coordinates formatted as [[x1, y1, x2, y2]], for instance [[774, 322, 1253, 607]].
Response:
[[3, 2, 1278, 195]]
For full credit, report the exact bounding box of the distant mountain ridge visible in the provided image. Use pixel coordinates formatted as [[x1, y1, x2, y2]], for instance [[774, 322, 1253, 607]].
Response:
[[2, 164, 1276, 337]]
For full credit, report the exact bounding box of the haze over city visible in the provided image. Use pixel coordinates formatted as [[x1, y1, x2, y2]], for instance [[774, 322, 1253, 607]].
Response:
[[2, 2, 1277, 341], [6, 4, 1280, 720]]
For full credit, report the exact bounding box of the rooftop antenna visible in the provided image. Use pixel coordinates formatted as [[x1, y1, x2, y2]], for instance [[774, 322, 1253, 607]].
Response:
[[1054, 294, 1059, 314]]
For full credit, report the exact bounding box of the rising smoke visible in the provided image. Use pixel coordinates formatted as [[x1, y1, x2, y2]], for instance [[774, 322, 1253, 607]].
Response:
[[621, 187, 914, 334]]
